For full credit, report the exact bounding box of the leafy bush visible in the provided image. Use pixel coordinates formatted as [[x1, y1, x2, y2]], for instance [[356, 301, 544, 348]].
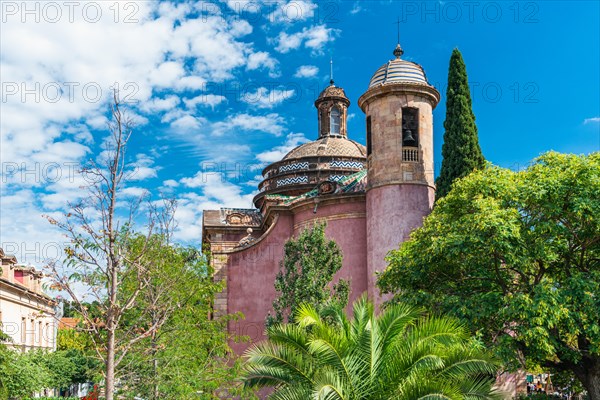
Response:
[[23, 397, 80, 400]]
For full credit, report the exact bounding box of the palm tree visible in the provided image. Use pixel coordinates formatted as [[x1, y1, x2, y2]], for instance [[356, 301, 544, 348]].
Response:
[[242, 296, 502, 399]]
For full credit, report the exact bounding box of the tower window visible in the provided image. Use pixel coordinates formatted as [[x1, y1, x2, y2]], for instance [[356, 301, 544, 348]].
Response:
[[402, 107, 419, 147], [330, 106, 341, 135], [366, 116, 372, 156]]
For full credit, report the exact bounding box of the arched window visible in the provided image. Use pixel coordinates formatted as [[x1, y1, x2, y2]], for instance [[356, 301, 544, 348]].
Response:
[[330, 106, 341, 135], [402, 107, 419, 147]]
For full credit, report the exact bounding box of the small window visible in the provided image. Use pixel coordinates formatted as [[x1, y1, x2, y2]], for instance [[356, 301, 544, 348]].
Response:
[[38, 321, 42, 346], [330, 107, 341, 135], [402, 107, 419, 147], [21, 318, 26, 344], [366, 116, 372, 156]]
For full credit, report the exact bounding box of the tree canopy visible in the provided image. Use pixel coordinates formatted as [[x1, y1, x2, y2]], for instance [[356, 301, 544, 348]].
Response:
[[379, 152, 600, 395], [115, 234, 246, 399]]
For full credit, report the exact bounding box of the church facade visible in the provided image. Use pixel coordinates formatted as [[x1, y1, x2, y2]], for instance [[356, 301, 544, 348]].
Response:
[[202, 44, 440, 354]]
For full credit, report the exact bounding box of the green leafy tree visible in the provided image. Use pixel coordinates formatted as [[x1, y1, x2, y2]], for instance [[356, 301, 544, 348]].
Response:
[[115, 235, 249, 399], [0, 345, 97, 398], [379, 152, 600, 396], [0, 332, 11, 400], [266, 222, 349, 327], [0, 350, 51, 398], [244, 296, 501, 399], [435, 48, 485, 200], [57, 327, 96, 353]]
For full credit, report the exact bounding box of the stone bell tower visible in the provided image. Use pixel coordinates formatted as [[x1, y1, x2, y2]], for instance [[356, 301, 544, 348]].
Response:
[[358, 42, 440, 305], [315, 78, 351, 138]]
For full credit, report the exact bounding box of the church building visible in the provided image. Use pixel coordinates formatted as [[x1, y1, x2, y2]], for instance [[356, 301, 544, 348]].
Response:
[[202, 43, 440, 354]]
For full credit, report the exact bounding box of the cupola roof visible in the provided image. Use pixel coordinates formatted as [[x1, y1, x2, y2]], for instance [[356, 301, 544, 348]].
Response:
[[368, 44, 431, 88]]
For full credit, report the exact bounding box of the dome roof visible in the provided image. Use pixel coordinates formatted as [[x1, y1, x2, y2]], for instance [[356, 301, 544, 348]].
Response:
[[368, 44, 430, 88], [317, 84, 348, 100], [368, 58, 429, 88], [283, 136, 366, 160]]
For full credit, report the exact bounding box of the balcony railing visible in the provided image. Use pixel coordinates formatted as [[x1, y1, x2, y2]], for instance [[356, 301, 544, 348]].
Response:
[[402, 147, 419, 162]]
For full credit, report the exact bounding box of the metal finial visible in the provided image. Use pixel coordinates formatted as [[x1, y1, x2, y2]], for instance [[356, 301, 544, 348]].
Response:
[[330, 56, 334, 85], [393, 43, 404, 59]]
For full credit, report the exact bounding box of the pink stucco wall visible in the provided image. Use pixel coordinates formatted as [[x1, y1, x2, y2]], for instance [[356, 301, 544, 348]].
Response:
[[366, 184, 434, 305], [226, 213, 292, 355], [226, 198, 367, 354], [292, 199, 368, 306]]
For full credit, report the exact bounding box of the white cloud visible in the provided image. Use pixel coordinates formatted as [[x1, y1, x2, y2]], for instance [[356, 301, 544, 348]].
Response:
[[184, 94, 227, 110], [294, 65, 319, 78], [246, 51, 281, 78], [230, 19, 253, 37], [256, 132, 309, 163], [173, 172, 256, 241], [126, 154, 159, 181], [181, 172, 255, 205], [268, 0, 318, 23], [224, 0, 317, 24], [171, 115, 206, 131], [212, 113, 287, 136], [584, 117, 600, 124], [350, 2, 364, 14], [121, 187, 150, 198], [140, 95, 180, 113], [275, 25, 339, 54], [163, 179, 179, 188], [242, 87, 296, 109]]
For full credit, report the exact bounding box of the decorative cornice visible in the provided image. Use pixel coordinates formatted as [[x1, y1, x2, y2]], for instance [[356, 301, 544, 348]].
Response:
[[358, 82, 441, 111]]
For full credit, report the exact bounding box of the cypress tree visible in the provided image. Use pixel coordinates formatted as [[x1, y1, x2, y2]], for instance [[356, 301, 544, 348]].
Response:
[[435, 48, 485, 200]]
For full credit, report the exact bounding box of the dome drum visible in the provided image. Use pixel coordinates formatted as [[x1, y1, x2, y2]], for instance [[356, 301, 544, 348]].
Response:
[[254, 154, 366, 207]]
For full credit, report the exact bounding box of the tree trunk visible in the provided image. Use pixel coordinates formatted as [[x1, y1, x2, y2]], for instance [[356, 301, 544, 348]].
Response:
[[105, 328, 116, 400], [152, 332, 158, 400], [584, 370, 600, 400], [574, 357, 600, 400]]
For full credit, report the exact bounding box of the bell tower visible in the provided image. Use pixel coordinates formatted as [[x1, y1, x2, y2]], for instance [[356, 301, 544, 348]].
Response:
[[358, 42, 440, 305], [315, 78, 351, 138]]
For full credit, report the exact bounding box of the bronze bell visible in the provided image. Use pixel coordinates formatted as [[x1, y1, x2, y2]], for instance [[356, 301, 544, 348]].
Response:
[[403, 129, 415, 143]]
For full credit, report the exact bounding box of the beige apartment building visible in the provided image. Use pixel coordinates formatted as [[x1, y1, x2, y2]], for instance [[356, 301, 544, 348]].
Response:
[[0, 248, 58, 351]]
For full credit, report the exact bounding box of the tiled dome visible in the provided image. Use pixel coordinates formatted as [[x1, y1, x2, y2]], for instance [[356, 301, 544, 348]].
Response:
[[369, 59, 429, 87], [283, 137, 366, 160], [368, 44, 430, 88]]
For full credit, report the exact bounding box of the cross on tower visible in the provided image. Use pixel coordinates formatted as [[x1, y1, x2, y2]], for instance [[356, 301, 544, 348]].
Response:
[[393, 17, 404, 58]]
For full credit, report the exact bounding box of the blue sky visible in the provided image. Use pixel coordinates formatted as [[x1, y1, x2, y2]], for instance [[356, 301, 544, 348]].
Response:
[[1, 0, 599, 264]]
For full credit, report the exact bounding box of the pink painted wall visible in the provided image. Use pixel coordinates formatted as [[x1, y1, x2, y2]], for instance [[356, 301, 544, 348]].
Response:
[[227, 213, 293, 355], [366, 184, 434, 305], [226, 199, 368, 354], [292, 200, 368, 306]]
